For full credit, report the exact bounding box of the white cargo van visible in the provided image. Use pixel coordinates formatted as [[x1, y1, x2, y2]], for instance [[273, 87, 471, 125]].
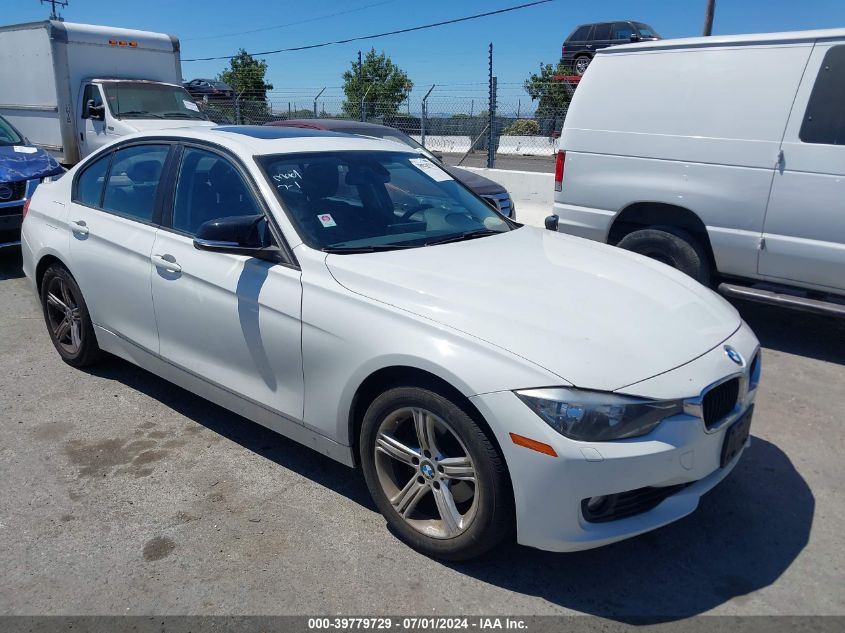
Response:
[[553, 29, 845, 316], [0, 21, 215, 166]]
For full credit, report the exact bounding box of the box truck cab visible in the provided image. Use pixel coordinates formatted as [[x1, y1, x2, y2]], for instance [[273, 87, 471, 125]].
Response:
[[553, 29, 845, 317], [0, 21, 215, 166]]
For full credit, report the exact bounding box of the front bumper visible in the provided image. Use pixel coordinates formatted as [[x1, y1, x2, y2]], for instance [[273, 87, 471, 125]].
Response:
[[470, 322, 759, 552]]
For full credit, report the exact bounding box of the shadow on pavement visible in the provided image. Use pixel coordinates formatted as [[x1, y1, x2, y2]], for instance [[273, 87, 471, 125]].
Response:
[[0, 248, 24, 280], [445, 436, 813, 622], [730, 298, 845, 365], [84, 357, 374, 510]]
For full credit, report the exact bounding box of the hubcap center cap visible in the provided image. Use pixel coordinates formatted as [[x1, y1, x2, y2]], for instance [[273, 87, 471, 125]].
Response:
[[419, 461, 436, 480]]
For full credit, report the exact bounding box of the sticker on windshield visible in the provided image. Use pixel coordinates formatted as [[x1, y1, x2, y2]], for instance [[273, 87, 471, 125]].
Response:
[[409, 157, 452, 182], [13, 145, 37, 154], [317, 213, 337, 228], [183, 100, 200, 112]]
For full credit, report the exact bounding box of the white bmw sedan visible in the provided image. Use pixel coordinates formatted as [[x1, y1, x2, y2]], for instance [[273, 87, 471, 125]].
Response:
[[21, 126, 760, 560]]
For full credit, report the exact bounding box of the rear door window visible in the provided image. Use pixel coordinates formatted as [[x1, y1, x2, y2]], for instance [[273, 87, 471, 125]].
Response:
[[569, 25, 592, 42], [592, 24, 611, 41], [101, 144, 170, 223], [74, 153, 111, 207], [800, 45, 845, 145]]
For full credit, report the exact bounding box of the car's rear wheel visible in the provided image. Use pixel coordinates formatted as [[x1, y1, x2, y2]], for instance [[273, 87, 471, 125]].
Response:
[[360, 386, 512, 560], [616, 226, 711, 285], [40, 264, 103, 367], [574, 55, 592, 75]]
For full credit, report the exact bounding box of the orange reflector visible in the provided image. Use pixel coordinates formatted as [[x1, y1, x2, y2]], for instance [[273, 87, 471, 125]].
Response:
[[509, 433, 558, 457]]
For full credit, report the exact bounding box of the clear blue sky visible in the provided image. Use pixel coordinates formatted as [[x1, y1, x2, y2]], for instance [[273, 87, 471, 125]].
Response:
[[4, 0, 845, 108]]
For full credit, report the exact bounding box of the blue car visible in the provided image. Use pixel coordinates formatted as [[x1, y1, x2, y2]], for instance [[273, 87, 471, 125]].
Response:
[[1, 115, 65, 249]]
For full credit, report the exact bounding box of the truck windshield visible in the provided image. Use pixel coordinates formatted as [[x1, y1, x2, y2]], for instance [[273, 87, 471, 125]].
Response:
[[0, 116, 24, 146], [102, 83, 208, 121], [258, 151, 513, 253]]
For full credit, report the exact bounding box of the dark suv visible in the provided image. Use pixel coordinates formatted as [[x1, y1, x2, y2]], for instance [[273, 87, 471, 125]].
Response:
[[562, 21, 661, 75]]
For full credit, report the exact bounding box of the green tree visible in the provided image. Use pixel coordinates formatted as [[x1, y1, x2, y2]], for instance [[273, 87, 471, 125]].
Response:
[[342, 49, 412, 119], [503, 119, 541, 136], [523, 61, 572, 135], [218, 49, 274, 104]]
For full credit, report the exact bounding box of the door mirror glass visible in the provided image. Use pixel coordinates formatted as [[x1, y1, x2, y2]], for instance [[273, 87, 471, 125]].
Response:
[[629, 33, 641, 42], [87, 100, 105, 121], [193, 214, 280, 260]]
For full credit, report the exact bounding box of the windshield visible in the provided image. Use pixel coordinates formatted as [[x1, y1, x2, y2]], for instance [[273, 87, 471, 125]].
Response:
[[102, 82, 209, 121], [258, 151, 512, 252], [635, 23, 660, 38], [0, 116, 24, 146]]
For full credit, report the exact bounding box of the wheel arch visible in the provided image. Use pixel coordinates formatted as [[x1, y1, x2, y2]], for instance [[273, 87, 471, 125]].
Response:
[[608, 201, 717, 270], [34, 253, 71, 295]]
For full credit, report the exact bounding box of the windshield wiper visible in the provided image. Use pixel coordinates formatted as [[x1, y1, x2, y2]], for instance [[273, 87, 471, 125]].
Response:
[[323, 243, 417, 254], [424, 228, 503, 246], [117, 111, 164, 119], [162, 111, 205, 119]]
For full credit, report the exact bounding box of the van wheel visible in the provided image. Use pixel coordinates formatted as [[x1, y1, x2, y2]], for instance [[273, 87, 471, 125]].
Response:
[[360, 386, 512, 561], [573, 55, 591, 75], [617, 227, 711, 285], [40, 264, 103, 367]]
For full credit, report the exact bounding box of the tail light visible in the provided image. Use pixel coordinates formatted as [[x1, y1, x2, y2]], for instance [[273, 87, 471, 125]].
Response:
[[554, 150, 566, 192], [561, 45, 566, 57], [22, 198, 32, 221]]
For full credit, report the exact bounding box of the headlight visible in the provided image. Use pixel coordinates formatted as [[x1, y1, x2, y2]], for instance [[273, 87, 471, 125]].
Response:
[[515, 388, 683, 441]]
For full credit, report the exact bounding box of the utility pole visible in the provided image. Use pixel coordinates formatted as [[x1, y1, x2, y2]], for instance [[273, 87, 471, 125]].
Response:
[[703, 0, 716, 36], [41, 0, 68, 20]]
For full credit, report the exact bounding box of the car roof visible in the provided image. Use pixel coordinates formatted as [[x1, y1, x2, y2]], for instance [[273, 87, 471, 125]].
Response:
[[267, 119, 395, 133], [112, 125, 414, 156], [604, 27, 845, 54]]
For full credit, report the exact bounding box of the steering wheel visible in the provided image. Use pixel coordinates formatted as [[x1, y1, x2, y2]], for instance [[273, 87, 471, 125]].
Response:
[[399, 203, 433, 221]]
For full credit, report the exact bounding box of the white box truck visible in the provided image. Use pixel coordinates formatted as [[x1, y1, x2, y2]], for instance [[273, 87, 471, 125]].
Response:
[[0, 20, 215, 166]]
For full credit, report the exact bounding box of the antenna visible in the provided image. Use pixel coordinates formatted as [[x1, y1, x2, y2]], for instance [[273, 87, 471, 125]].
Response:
[[41, 0, 69, 21]]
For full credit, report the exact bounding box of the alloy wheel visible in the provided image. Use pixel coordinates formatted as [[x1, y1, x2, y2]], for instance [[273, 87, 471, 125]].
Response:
[[374, 407, 478, 539], [45, 276, 83, 355]]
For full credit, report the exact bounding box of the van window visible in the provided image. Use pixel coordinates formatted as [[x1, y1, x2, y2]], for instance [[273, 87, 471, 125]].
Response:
[[800, 45, 845, 145]]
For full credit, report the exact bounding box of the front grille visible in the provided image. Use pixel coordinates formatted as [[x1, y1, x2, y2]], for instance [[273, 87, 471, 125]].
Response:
[[0, 204, 23, 218], [582, 484, 690, 523], [702, 377, 740, 428], [0, 181, 26, 203], [482, 192, 513, 217]]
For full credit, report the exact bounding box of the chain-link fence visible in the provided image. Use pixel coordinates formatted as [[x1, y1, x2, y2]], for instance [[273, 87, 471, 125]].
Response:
[[189, 79, 578, 168]]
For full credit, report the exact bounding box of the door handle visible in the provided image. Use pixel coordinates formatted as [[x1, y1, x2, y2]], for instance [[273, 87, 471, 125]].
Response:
[[69, 220, 89, 236], [151, 254, 181, 273]]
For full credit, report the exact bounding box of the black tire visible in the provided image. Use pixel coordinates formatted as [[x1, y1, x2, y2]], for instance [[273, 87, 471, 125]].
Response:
[[360, 386, 512, 561], [616, 226, 711, 285], [573, 55, 591, 76], [40, 264, 103, 367]]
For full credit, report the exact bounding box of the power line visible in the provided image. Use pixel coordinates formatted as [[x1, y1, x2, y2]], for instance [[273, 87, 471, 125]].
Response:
[[183, 0, 398, 42], [183, 0, 555, 62]]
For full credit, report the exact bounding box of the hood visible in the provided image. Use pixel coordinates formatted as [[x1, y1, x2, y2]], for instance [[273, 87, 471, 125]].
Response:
[[325, 227, 741, 392], [120, 119, 217, 133], [443, 165, 506, 195], [0, 144, 64, 182]]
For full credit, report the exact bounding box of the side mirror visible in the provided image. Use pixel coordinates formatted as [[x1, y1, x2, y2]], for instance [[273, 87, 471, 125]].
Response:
[[629, 33, 641, 42], [545, 214, 559, 232], [87, 100, 105, 121], [193, 214, 281, 261]]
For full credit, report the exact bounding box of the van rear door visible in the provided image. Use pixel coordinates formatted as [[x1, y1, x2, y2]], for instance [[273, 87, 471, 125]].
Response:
[[759, 41, 845, 293]]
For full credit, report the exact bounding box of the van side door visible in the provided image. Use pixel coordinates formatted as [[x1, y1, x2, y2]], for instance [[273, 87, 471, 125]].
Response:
[[78, 84, 110, 158], [758, 42, 845, 293]]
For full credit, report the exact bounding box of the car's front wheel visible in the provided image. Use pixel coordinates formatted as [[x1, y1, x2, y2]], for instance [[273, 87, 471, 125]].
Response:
[[40, 263, 103, 367], [360, 386, 512, 560]]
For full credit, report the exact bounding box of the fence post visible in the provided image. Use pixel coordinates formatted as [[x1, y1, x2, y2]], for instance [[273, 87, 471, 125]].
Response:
[[487, 43, 496, 169], [234, 93, 242, 125], [420, 84, 435, 148], [313, 87, 325, 118]]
